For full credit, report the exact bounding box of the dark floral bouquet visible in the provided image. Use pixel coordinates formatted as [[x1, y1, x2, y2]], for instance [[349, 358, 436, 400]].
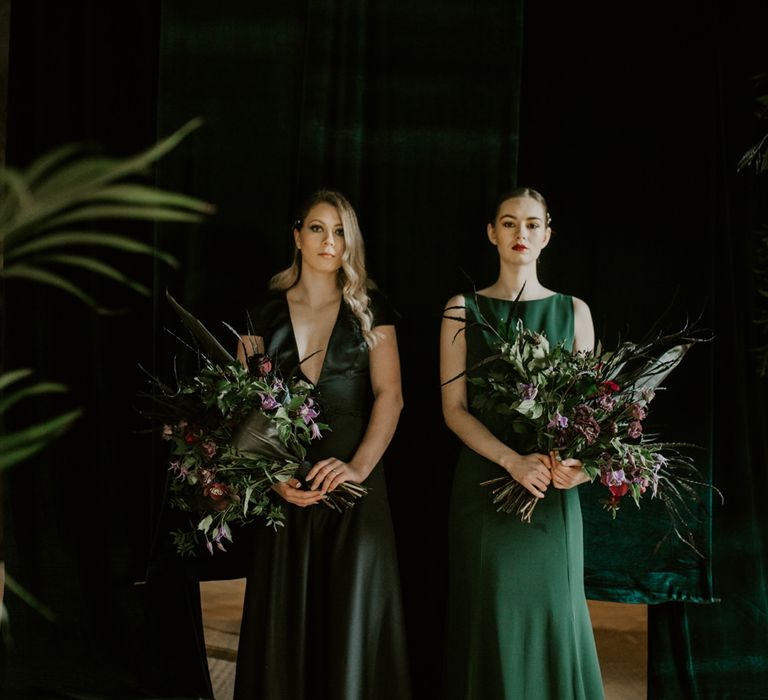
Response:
[[146, 293, 367, 556], [446, 292, 716, 549]]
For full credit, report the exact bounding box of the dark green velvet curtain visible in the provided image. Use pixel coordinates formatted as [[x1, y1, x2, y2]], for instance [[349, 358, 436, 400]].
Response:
[[153, 3, 525, 694], [517, 2, 768, 696], [3, 0, 767, 698]]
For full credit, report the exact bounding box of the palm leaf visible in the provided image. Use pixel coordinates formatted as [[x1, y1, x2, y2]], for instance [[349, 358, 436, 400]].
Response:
[[8, 203, 203, 241], [2, 572, 56, 621], [0, 117, 211, 246], [27, 253, 152, 296], [92, 184, 213, 213], [1, 264, 111, 312], [23, 142, 82, 186], [0, 368, 35, 391], [0, 408, 83, 452], [0, 381, 69, 414], [0, 409, 83, 471], [4, 231, 178, 267], [27, 117, 203, 200]]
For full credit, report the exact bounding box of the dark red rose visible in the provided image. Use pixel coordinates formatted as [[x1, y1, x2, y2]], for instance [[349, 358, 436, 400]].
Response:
[[600, 380, 620, 394], [203, 482, 229, 501], [609, 482, 629, 498], [248, 352, 273, 377], [184, 432, 197, 444]]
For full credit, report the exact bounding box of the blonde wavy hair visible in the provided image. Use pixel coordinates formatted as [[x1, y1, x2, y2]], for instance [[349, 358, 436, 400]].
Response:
[[270, 189, 379, 348]]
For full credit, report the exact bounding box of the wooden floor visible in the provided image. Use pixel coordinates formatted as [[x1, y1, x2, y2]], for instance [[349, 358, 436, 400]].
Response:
[[0, 564, 646, 699], [200, 578, 647, 700]]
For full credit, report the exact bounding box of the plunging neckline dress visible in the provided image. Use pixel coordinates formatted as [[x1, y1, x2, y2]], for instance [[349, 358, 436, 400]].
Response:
[[234, 289, 411, 700]]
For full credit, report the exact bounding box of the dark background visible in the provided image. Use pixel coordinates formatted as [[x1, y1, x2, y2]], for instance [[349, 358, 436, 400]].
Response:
[[2, 1, 767, 698]]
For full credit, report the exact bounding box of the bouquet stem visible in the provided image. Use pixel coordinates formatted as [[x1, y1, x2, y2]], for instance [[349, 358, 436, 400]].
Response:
[[480, 476, 539, 522]]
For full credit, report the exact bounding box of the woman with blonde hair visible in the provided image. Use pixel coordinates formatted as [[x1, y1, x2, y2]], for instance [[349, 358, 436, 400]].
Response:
[[234, 190, 411, 700]]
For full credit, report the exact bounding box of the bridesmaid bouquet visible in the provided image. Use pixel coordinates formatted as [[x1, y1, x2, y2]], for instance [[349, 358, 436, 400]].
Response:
[[447, 293, 715, 549], [145, 294, 366, 556]]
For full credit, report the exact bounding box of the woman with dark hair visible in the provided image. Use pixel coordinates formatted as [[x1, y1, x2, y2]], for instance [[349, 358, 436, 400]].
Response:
[[440, 188, 604, 699], [233, 190, 410, 700]]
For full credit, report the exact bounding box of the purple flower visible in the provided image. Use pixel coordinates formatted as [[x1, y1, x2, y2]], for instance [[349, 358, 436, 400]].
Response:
[[168, 459, 190, 480], [310, 421, 322, 440], [600, 468, 626, 487], [547, 411, 569, 430], [271, 378, 285, 393], [629, 403, 647, 420], [212, 523, 232, 552], [260, 393, 280, 410], [299, 399, 320, 424], [200, 440, 217, 459], [627, 421, 643, 439], [518, 383, 538, 401]]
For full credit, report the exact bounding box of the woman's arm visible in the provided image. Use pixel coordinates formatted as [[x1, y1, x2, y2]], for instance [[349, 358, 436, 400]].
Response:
[[572, 296, 595, 353], [307, 324, 404, 492], [440, 295, 551, 499]]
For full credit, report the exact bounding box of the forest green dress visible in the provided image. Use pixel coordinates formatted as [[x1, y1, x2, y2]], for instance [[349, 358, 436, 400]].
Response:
[[444, 293, 604, 700]]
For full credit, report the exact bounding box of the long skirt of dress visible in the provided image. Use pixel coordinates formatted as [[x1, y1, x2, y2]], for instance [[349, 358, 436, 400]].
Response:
[[444, 446, 605, 700], [234, 465, 411, 700]]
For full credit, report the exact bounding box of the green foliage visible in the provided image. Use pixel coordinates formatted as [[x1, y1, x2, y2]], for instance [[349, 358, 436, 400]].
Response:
[[451, 297, 714, 550], [0, 369, 82, 472], [0, 120, 213, 473], [149, 351, 340, 556], [0, 118, 213, 313]]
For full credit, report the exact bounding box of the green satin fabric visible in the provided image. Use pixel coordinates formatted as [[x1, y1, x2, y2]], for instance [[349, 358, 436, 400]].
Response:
[[444, 294, 604, 700]]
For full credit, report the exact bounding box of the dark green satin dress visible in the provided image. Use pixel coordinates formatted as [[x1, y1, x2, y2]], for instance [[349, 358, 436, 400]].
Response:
[[444, 293, 604, 700], [234, 289, 410, 700]]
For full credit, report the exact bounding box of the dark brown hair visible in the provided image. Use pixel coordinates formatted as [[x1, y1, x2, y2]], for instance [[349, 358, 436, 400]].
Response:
[[489, 187, 550, 226]]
